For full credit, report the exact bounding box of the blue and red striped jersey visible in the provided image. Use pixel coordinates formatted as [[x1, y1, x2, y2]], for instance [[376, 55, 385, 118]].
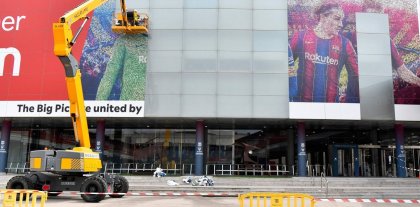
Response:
[[290, 30, 360, 103]]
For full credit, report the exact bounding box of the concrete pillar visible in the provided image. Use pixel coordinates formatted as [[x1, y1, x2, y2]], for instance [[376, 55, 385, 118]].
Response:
[[287, 128, 294, 175], [297, 122, 307, 176], [195, 120, 205, 175], [231, 130, 235, 165], [113, 129, 122, 163], [0, 120, 11, 172], [371, 129, 379, 176], [332, 145, 338, 176], [354, 145, 360, 177], [95, 120, 105, 159], [395, 124, 407, 177], [203, 127, 208, 169]]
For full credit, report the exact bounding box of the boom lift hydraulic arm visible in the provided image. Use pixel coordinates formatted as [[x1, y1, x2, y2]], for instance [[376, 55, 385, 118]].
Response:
[[53, 0, 148, 149], [53, 0, 110, 150]]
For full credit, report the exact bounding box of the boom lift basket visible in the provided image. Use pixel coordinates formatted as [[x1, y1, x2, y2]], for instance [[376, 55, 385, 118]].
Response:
[[112, 10, 148, 34]]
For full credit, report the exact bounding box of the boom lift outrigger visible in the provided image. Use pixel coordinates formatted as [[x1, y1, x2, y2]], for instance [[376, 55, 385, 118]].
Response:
[[6, 0, 148, 202]]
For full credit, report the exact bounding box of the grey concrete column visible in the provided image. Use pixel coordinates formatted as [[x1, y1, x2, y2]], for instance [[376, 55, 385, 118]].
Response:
[[231, 130, 235, 165], [287, 128, 295, 175], [0, 120, 11, 172], [194, 120, 205, 175], [203, 127, 208, 168], [395, 124, 407, 177], [297, 122, 307, 176], [113, 129, 122, 163], [371, 129, 379, 176], [95, 120, 105, 159]]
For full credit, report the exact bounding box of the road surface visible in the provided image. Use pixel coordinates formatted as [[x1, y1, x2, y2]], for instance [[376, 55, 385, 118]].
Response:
[[39, 195, 419, 207]]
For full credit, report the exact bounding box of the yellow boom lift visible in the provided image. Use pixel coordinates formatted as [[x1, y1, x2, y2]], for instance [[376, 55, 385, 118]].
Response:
[[6, 0, 148, 202]]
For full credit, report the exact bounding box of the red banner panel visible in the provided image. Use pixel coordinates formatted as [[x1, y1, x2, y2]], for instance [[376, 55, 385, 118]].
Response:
[[0, 0, 89, 100]]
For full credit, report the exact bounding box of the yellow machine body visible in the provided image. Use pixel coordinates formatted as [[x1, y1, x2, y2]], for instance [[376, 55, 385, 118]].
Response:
[[30, 148, 102, 173]]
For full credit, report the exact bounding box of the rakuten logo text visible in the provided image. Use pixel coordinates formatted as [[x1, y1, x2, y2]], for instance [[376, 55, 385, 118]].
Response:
[[305, 52, 338, 66]]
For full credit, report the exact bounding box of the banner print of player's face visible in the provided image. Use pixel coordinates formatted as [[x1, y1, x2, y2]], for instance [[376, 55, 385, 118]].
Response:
[[288, 0, 420, 104]]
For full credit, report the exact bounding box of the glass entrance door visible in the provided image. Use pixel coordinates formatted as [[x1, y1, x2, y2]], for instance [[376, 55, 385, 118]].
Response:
[[405, 146, 420, 177], [381, 147, 395, 177], [331, 144, 359, 177], [357, 145, 419, 177], [359, 147, 372, 176], [337, 149, 353, 176], [359, 145, 379, 177]]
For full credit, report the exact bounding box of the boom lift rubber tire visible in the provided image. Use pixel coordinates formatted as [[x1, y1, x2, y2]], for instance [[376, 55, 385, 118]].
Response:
[[6, 176, 35, 201], [80, 176, 107, 202], [109, 175, 129, 198]]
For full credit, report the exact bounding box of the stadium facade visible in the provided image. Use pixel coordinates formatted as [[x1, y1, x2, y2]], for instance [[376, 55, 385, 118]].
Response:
[[0, 0, 420, 177]]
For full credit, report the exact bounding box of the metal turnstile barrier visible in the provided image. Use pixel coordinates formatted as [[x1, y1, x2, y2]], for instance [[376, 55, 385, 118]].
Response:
[[238, 192, 315, 207], [0, 190, 48, 207]]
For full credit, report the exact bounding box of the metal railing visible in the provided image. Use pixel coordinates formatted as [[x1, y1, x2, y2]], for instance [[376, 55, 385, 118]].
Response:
[[102, 163, 188, 175], [307, 164, 327, 177], [5, 162, 330, 177], [205, 164, 291, 176], [102, 163, 293, 176], [5, 162, 30, 174]]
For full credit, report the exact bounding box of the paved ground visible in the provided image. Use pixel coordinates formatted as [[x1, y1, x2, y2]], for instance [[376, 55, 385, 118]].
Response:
[[1, 174, 419, 206], [39, 196, 420, 207]]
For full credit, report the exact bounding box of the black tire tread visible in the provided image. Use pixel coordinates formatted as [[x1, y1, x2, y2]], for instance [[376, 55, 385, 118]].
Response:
[[109, 175, 129, 198], [80, 176, 107, 202], [6, 176, 35, 201]]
